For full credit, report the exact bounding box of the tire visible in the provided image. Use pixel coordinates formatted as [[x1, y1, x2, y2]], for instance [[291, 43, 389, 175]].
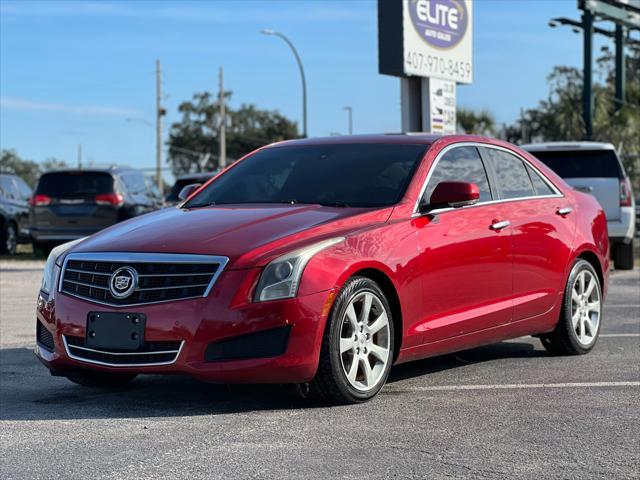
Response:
[[0, 221, 17, 255], [31, 239, 51, 258], [540, 259, 602, 355], [65, 371, 137, 388], [310, 276, 394, 404], [613, 241, 635, 271]]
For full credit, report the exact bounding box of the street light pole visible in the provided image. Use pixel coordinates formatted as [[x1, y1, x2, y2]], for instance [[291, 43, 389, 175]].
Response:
[[261, 29, 307, 138], [155, 59, 165, 195], [343, 106, 353, 135]]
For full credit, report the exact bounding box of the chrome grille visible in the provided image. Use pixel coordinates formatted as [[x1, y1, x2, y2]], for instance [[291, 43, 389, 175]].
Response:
[[63, 335, 183, 367], [59, 252, 228, 307]]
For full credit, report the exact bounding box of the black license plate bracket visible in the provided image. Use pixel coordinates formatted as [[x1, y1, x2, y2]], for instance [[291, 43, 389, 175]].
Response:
[[86, 312, 146, 350]]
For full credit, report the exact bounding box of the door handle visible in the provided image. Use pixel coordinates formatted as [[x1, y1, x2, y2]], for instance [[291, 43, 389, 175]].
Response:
[[490, 220, 511, 231], [556, 207, 573, 216]]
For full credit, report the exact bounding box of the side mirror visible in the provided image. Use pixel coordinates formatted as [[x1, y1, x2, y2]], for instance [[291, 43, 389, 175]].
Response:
[[424, 181, 480, 211], [178, 183, 202, 202]]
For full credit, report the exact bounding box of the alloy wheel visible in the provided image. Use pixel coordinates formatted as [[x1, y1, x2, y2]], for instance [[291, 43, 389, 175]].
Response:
[[339, 291, 391, 392], [570, 269, 601, 347]]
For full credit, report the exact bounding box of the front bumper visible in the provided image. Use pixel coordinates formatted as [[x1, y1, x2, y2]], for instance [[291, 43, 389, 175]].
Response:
[[35, 268, 333, 384]]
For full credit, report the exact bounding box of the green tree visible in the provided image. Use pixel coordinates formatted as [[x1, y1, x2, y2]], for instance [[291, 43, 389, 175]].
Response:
[[167, 92, 299, 177], [456, 107, 496, 135], [41, 157, 68, 172], [0, 149, 41, 187], [504, 49, 640, 190]]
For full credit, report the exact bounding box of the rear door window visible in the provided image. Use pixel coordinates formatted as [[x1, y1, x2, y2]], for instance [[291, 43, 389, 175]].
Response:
[[424, 146, 492, 204], [37, 172, 114, 198], [483, 148, 535, 200], [526, 164, 555, 196], [0, 175, 18, 200], [121, 173, 147, 194], [529, 150, 622, 178]]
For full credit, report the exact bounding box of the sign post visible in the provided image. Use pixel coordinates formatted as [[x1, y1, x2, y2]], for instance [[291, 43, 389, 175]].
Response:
[[379, 0, 473, 133]]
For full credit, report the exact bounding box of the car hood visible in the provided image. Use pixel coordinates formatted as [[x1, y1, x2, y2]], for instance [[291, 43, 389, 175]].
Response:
[[70, 204, 389, 269]]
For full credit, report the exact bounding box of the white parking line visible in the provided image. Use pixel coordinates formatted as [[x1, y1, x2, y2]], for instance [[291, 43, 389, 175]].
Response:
[[600, 333, 640, 337], [605, 304, 640, 307], [387, 381, 640, 393]]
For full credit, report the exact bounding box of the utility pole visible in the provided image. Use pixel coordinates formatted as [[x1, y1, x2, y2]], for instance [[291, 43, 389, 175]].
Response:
[[155, 59, 164, 196], [218, 66, 227, 169], [582, 9, 594, 140], [77, 144, 82, 169], [343, 106, 353, 135], [520, 108, 527, 144], [614, 24, 626, 112]]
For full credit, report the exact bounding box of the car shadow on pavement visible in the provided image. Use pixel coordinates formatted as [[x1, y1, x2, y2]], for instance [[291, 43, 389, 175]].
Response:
[[0, 341, 545, 421], [388, 340, 546, 384]]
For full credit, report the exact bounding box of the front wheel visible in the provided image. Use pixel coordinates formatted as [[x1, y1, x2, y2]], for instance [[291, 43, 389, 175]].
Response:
[[65, 371, 137, 388], [540, 259, 602, 355], [311, 277, 394, 404]]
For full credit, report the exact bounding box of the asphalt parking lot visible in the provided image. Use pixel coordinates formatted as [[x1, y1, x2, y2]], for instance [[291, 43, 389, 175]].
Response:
[[0, 260, 638, 479]]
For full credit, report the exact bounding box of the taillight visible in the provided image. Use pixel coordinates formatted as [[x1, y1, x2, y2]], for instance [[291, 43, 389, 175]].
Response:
[[95, 193, 124, 206], [620, 178, 632, 207], [29, 194, 52, 206]]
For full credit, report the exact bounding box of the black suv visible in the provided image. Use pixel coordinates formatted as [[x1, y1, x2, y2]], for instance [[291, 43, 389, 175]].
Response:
[[0, 173, 32, 254], [29, 167, 163, 252]]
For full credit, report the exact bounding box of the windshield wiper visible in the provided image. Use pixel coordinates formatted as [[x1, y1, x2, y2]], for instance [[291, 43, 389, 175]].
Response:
[[185, 202, 216, 208], [280, 200, 351, 208], [317, 201, 351, 208]]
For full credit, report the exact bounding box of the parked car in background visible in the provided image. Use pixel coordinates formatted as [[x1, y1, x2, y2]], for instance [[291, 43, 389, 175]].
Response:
[[165, 172, 218, 205], [29, 167, 163, 253], [36, 135, 609, 404], [522, 142, 636, 270], [0, 173, 32, 254]]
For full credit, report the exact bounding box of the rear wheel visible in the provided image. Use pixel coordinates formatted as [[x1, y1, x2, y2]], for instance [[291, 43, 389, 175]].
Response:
[[65, 371, 137, 388], [0, 222, 17, 255], [540, 259, 602, 355], [311, 277, 394, 404], [613, 241, 635, 270]]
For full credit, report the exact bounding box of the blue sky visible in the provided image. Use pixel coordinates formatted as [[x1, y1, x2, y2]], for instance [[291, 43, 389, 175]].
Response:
[[0, 0, 610, 173]]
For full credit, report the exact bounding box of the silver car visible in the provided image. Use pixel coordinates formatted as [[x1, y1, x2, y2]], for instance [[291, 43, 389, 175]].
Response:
[[523, 142, 635, 270]]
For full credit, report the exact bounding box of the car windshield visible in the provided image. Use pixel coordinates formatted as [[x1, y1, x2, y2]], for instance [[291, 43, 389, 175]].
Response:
[[530, 150, 622, 178], [186, 143, 427, 208], [36, 172, 114, 197]]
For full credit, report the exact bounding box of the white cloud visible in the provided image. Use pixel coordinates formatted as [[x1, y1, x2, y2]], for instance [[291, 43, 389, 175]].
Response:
[[0, 96, 140, 116]]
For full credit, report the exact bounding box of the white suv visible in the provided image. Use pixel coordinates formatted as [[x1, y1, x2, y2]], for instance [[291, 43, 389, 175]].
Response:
[[522, 142, 636, 270]]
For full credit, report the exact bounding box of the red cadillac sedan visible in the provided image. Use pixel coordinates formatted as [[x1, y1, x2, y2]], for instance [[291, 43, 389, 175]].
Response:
[[35, 134, 609, 403]]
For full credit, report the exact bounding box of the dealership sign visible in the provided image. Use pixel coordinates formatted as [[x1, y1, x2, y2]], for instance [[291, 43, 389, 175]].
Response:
[[378, 0, 473, 84], [408, 0, 469, 49]]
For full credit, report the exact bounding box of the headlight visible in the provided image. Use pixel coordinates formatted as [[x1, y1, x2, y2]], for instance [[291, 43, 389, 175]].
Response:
[[40, 238, 86, 294], [254, 237, 344, 302]]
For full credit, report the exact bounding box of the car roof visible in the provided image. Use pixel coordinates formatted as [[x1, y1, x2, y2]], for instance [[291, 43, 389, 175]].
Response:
[[520, 141, 616, 152], [268, 133, 445, 148]]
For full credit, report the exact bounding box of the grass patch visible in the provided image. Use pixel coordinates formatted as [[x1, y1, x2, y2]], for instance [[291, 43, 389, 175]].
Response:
[[0, 243, 47, 261]]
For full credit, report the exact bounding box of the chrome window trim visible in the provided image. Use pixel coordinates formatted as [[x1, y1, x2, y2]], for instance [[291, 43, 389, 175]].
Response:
[[63, 335, 184, 368], [412, 142, 564, 217], [58, 252, 229, 307]]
